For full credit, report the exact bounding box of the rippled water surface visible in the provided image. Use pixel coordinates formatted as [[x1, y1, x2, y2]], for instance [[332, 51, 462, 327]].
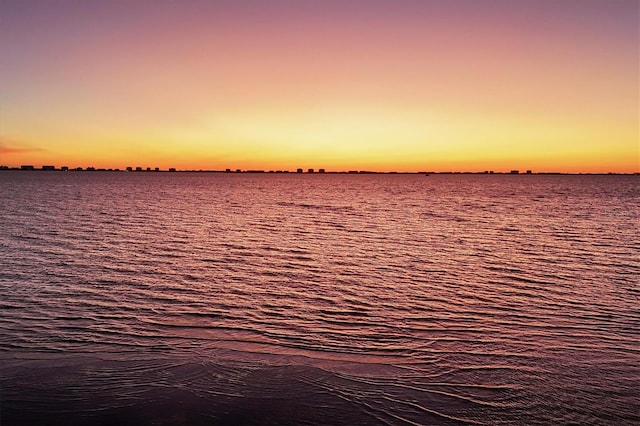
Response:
[[1, 171, 638, 425]]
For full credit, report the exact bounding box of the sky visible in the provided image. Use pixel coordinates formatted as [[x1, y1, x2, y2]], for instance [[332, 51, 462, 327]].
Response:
[[1, 0, 638, 172]]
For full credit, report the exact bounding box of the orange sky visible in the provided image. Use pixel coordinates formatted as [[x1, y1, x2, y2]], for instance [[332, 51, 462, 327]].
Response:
[[1, 0, 638, 172]]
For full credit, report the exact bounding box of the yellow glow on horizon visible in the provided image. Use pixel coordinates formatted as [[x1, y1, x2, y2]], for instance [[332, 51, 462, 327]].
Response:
[[2, 102, 638, 173]]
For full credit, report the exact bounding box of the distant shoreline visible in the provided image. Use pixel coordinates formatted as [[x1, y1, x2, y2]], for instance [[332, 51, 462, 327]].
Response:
[[1, 167, 638, 175]]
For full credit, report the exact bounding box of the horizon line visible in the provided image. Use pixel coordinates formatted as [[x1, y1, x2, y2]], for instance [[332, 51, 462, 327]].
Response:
[[1, 165, 638, 175]]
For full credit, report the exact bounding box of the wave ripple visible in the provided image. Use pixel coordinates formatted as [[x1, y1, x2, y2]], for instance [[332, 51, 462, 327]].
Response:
[[1, 172, 639, 425]]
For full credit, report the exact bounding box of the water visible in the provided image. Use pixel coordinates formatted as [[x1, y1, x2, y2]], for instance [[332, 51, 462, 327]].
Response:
[[1, 171, 638, 425]]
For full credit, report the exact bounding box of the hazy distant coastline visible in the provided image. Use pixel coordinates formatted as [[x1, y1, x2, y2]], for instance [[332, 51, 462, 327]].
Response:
[[1, 165, 638, 175]]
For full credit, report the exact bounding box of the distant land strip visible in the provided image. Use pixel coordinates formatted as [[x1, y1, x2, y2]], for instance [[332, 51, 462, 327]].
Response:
[[1, 165, 638, 175]]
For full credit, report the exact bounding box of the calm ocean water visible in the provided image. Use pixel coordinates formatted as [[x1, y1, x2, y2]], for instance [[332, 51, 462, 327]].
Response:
[[1, 171, 638, 425]]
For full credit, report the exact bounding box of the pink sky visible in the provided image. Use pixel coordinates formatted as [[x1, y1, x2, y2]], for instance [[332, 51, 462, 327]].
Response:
[[1, 0, 638, 172]]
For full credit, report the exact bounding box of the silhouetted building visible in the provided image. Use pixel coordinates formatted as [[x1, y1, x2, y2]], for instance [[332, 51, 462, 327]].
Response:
[[169, 168, 176, 172], [20, 165, 34, 170], [42, 165, 55, 171], [86, 167, 96, 171], [308, 168, 314, 173], [61, 166, 69, 171], [135, 167, 142, 171], [75, 167, 83, 171], [319, 168, 325, 173], [154, 167, 160, 172], [526, 170, 532, 174], [225, 168, 231, 173], [510, 170, 519, 174], [297, 168, 303, 173]]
